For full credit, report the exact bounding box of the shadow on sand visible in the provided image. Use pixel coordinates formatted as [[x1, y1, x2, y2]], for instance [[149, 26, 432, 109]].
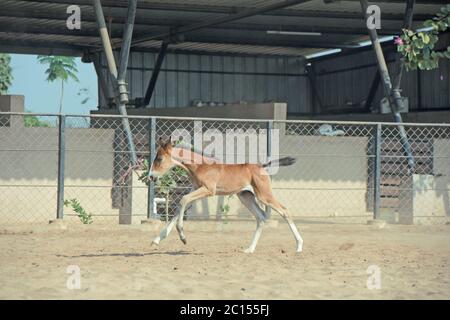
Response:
[[56, 250, 201, 258]]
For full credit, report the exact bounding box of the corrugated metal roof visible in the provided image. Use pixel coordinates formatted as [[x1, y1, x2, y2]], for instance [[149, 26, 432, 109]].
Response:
[[0, 0, 445, 57]]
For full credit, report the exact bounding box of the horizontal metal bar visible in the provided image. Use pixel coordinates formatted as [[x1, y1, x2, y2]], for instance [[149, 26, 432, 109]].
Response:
[[110, 65, 308, 77], [1, 184, 448, 192], [2, 112, 450, 127]]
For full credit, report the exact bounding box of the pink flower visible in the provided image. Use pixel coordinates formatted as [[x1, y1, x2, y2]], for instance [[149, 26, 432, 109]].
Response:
[[394, 37, 404, 46]]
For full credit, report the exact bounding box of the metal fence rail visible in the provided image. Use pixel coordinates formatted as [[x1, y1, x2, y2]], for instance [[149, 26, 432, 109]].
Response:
[[0, 112, 449, 225]]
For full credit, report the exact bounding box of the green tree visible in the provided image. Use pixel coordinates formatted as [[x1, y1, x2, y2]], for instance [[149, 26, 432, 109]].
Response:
[[24, 115, 51, 127], [0, 53, 13, 95], [37, 56, 79, 113]]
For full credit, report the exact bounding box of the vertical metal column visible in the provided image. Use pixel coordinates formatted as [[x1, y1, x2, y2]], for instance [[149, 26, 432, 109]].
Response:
[[393, 0, 416, 95], [373, 123, 382, 220], [147, 117, 157, 219], [360, 0, 414, 173], [92, 0, 137, 165], [265, 120, 273, 218], [56, 115, 66, 219]]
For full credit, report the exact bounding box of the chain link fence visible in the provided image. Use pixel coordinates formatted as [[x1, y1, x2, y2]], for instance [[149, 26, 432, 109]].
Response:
[[0, 112, 449, 225]]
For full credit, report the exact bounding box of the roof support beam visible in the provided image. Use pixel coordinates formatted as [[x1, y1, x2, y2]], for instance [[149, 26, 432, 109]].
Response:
[[0, 16, 401, 37], [350, 0, 445, 4], [128, 0, 315, 48], [364, 70, 381, 111], [27, 0, 434, 21], [142, 41, 169, 107]]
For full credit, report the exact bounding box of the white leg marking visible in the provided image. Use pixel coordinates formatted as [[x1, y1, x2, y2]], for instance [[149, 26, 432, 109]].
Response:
[[152, 214, 179, 245], [268, 202, 303, 253], [288, 221, 303, 253]]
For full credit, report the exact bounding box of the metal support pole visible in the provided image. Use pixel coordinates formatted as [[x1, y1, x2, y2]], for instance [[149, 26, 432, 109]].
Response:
[[373, 123, 382, 220], [92, 0, 137, 165], [92, 0, 118, 79], [92, 53, 116, 108], [360, 0, 414, 173], [144, 41, 169, 106], [147, 117, 157, 219], [117, 0, 138, 85], [265, 120, 273, 218], [393, 0, 415, 92], [56, 115, 66, 220]]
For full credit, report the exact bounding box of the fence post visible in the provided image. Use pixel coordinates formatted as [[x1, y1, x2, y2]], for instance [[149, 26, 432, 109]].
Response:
[[147, 117, 156, 219], [373, 123, 382, 220], [265, 120, 273, 218], [56, 115, 66, 220]]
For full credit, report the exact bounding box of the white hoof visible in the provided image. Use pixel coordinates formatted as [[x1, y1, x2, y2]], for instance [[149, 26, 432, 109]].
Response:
[[151, 237, 160, 246], [243, 247, 255, 254]]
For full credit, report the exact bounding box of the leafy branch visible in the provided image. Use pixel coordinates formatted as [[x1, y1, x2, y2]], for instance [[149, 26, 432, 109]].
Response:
[[64, 198, 93, 224], [136, 158, 188, 221], [396, 5, 450, 71], [220, 195, 234, 224]]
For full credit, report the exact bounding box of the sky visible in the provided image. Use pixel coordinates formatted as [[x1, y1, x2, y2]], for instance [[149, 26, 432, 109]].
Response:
[[8, 54, 98, 115]]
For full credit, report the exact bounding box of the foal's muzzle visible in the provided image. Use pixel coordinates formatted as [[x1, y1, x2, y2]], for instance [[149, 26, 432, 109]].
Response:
[[147, 171, 158, 182]]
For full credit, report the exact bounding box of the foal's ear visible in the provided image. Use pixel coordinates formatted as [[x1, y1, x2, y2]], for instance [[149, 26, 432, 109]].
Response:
[[164, 136, 174, 149], [158, 137, 164, 146], [169, 135, 175, 146]]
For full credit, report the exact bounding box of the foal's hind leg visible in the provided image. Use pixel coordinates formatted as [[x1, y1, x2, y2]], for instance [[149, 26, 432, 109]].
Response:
[[261, 197, 303, 253], [152, 213, 179, 246], [237, 191, 266, 253]]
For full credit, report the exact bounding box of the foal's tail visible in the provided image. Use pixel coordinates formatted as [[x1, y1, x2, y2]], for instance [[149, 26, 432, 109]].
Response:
[[262, 156, 296, 168]]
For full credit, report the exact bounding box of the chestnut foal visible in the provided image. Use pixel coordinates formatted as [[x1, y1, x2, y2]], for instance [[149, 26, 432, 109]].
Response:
[[148, 138, 303, 253]]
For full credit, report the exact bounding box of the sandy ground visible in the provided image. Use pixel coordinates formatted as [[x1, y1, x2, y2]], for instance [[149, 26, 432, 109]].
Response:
[[0, 220, 449, 300]]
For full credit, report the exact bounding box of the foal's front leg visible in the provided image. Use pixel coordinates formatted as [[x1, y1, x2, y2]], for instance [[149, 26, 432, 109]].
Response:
[[152, 186, 211, 246], [151, 213, 179, 246], [176, 186, 212, 244]]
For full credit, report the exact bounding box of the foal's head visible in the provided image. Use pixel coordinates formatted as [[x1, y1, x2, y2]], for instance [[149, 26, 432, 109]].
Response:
[[149, 137, 176, 181]]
